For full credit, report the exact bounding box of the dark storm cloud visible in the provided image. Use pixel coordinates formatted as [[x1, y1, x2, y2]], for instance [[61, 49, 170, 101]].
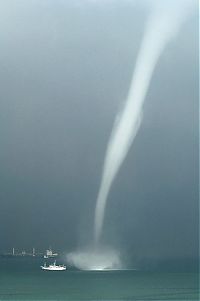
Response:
[[0, 0, 198, 269]]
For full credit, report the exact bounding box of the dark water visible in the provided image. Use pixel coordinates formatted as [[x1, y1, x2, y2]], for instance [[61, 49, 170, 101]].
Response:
[[0, 258, 199, 300]]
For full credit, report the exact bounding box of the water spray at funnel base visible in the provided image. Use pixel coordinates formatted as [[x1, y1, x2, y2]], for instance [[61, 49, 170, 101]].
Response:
[[67, 247, 121, 271], [66, 1, 194, 270]]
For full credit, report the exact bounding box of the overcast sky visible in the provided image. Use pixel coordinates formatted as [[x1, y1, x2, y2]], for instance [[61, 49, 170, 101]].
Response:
[[0, 0, 198, 270]]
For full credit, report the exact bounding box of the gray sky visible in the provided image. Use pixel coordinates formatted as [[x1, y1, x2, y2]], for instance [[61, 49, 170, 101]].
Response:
[[0, 0, 198, 270]]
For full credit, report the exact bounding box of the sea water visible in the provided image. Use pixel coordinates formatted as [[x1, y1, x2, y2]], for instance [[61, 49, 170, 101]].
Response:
[[0, 258, 199, 300]]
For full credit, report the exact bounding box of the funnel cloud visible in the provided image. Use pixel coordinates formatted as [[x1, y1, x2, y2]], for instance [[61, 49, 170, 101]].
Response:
[[94, 0, 195, 245], [67, 0, 196, 270]]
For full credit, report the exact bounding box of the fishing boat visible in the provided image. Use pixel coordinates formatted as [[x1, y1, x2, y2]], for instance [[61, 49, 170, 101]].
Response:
[[41, 261, 66, 271], [43, 248, 58, 259]]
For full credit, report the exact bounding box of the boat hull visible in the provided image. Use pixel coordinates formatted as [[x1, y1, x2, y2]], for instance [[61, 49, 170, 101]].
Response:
[[41, 266, 66, 271]]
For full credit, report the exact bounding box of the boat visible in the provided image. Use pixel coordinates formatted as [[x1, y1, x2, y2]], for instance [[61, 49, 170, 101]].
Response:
[[43, 248, 58, 259], [41, 261, 66, 271]]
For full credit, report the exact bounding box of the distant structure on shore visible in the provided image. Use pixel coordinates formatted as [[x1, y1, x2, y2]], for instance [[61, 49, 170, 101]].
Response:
[[0, 247, 59, 258]]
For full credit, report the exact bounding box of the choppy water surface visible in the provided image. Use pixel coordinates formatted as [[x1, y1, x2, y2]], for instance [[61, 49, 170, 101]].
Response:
[[0, 258, 198, 300]]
